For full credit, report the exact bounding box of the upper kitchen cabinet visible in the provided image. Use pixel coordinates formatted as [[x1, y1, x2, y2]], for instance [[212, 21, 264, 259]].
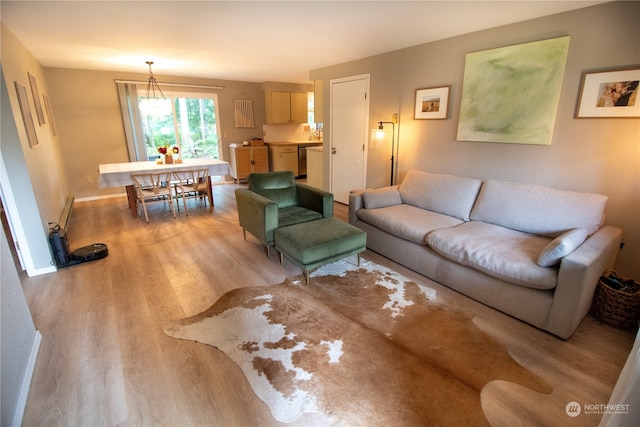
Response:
[[265, 91, 308, 124]]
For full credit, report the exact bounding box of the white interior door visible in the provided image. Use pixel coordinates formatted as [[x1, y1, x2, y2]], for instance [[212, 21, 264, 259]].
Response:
[[330, 75, 370, 204]]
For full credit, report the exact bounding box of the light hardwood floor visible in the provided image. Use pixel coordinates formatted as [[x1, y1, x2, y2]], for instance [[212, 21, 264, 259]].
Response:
[[19, 183, 635, 426]]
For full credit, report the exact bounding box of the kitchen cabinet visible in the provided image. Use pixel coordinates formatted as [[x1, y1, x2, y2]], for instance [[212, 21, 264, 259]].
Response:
[[229, 146, 268, 182], [269, 145, 299, 176], [265, 91, 308, 124]]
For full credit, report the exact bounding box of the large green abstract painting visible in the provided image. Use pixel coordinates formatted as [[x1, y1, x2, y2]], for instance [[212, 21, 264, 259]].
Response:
[[457, 36, 570, 145]]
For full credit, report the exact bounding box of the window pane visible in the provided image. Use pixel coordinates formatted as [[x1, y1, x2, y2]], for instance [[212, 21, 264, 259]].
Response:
[[175, 97, 219, 159], [139, 98, 176, 159], [139, 95, 220, 160]]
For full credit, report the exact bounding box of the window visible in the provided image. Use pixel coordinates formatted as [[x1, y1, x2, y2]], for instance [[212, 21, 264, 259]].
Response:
[[307, 91, 315, 127], [138, 90, 221, 160]]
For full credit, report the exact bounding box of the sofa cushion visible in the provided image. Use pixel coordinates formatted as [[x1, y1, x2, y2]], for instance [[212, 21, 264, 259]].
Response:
[[426, 221, 558, 290], [469, 179, 607, 237], [278, 206, 322, 227], [362, 187, 402, 209], [357, 204, 463, 245], [537, 228, 589, 267], [398, 170, 482, 221], [248, 171, 299, 208]]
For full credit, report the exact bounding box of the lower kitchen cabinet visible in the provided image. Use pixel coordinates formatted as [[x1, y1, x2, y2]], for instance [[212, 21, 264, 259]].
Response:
[[269, 145, 299, 176], [229, 146, 268, 182]]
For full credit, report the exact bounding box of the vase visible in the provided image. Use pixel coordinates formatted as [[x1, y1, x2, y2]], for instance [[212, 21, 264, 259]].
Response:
[[164, 154, 173, 164]]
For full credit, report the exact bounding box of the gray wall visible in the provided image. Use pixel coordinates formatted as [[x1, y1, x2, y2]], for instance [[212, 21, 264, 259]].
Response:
[[1, 26, 66, 275], [1, 225, 41, 427], [44, 68, 267, 199], [311, 1, 640, 279]]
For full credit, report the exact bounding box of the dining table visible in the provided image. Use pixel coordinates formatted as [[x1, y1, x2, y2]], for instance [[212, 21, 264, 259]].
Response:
[[98, 158, 231, 218]]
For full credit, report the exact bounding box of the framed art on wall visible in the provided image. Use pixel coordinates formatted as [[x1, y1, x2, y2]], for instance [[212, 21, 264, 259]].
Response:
[[15, 82, 39, 148], [575, 66, 640, 118], [457, 36, 570, 145], [44, 94, 57, 136], [414, 86, 449, 119], [28, 72, 46, 125]]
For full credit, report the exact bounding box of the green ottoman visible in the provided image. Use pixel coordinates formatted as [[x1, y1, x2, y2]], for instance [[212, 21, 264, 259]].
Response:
[[274, 217, 367, 284]]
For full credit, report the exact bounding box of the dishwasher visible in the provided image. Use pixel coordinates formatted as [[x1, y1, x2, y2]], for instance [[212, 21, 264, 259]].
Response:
[[269, 145, 299, 176]]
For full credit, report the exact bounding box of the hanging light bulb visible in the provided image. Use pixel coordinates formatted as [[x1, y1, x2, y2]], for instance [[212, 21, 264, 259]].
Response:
[[375, 122, 386, 139], [139, 61, 172, 116]]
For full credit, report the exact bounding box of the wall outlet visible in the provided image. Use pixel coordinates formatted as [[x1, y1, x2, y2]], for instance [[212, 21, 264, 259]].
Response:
[[86, 175, 93, 183]]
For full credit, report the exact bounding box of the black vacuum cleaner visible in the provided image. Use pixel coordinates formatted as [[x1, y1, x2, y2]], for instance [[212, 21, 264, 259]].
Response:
[[49, 224, 108, 268]]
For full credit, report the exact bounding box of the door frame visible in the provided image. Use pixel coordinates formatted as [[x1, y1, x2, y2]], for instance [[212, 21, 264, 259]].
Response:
[[329, 74, 370, 203]]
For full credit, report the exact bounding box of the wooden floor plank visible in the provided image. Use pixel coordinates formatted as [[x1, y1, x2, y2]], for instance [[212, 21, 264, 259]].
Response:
[[19, 183, 635, 426]]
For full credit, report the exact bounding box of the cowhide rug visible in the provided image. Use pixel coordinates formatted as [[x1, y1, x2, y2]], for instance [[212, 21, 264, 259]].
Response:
[[164, 259, 552, 425]]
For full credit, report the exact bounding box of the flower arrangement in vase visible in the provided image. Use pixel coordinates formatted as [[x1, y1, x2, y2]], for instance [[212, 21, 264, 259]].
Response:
[[158, 145, 180, 164]]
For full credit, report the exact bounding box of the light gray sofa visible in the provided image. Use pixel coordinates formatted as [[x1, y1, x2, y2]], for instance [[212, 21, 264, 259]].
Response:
[[349, 170, 623, 339]]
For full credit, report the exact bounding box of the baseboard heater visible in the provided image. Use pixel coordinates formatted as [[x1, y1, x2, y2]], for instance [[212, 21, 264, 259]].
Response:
[[59, 194, 74, 229]]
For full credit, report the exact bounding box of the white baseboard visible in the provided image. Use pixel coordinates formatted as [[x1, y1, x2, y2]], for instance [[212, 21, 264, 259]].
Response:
[[75, 193, 127, 202], [26, 265, 57, 277], [11, 330, 42, 427]]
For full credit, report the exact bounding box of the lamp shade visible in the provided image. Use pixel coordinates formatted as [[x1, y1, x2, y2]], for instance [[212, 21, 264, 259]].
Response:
[[139, 97, 172, 116], [370, 128, 388, 148]]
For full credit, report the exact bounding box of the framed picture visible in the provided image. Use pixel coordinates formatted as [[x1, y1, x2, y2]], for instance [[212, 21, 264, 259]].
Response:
[[14, 82, 39, 148], [414, 86, 449, 119], [575, 66, 640, 118], [457, 36, 570, 145], [28, 72, 46, 125], [44, 95, 57, 136]]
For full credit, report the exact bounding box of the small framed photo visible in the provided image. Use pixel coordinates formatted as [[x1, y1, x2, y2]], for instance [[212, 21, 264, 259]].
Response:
[[28, 72, 46, 125], [575, 66, 640, 118], [15, 82, 39, 148], [414, 86, 450, 119], [43, 95, 57, 137]]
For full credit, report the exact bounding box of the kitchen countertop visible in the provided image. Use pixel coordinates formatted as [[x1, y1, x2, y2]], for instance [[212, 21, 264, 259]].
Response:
[[265, 141, 323, 146]]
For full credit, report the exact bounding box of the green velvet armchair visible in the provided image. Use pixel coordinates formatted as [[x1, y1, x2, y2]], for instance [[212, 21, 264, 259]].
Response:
[[234, 171, 334, 256]]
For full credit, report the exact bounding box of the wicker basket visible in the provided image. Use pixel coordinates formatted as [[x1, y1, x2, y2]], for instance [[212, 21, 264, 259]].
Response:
[[591, 270, 640, 329]]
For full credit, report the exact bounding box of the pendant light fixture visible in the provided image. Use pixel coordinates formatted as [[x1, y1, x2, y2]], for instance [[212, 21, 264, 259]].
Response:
[[139, 61, 171, 116], [144, 61, 164, 99]]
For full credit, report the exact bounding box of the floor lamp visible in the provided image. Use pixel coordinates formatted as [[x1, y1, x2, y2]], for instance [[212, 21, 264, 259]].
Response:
[[375, 115, 398, 186]]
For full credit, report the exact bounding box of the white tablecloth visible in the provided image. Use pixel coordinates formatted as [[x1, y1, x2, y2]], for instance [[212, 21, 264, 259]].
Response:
[[98, 158, 230, 188]]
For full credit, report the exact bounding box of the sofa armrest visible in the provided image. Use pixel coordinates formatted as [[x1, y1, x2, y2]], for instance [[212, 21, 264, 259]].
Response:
[[234, 188, 279, 244], [348, 189, 366, 225], [295, 182, 334, 218], [546, 225, 623, 338]]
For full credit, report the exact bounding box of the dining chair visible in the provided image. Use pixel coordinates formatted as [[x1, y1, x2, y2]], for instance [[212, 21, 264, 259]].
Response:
[[172, 169, 210, 214], [130, 172, 176, 222]]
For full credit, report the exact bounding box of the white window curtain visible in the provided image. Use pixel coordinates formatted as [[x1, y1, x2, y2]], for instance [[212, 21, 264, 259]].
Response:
[[116, 82, 147, 161]]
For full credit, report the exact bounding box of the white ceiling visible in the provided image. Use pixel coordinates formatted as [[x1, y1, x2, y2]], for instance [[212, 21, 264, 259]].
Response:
[[1, 1, 607, 84]]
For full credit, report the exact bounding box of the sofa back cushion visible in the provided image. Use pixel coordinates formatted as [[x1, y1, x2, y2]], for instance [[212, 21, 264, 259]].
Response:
[[469, 179, 607, 237], [362, 186, 402, 209], [248, 171, 298, 208], [398, 170, 482, 221]]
